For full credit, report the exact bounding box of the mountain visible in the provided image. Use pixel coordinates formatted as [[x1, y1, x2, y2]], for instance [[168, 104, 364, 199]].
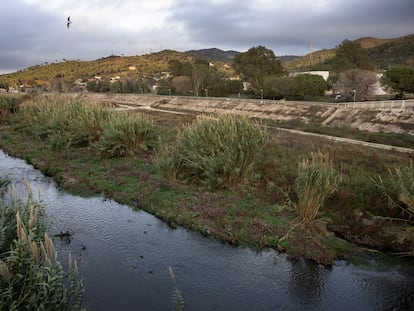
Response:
[[185, 48, 239, 62]]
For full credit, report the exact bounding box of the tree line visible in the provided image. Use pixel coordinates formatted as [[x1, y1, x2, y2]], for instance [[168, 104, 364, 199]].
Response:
[[156, 42, 414, 101]]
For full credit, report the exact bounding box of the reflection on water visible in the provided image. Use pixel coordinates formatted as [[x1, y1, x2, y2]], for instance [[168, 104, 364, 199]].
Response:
[[1, 150, 413, 311], [289, 258, 327, 306]]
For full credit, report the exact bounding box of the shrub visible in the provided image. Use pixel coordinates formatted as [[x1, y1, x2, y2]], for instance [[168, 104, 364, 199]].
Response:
[[294, 151, 341, 224], [375, 162, 414, 221], [161, 114, 267, 189], [17, 96, 113, 149], [0, 184, 83, 310], [0, 96, 19, 116], [94, 113, 158, 157]]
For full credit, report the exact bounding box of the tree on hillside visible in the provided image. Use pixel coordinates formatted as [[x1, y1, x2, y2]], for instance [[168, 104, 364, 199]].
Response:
[[233, 46, 284, 89], [122, 77, 150, 93], [191, 59, 211, 96], [0, 81, 9, 91], [335, 69, 377, 101], [331, 40, 374, 72], [172, 76, 192, 95], [168, 60, 193, 76], [156, 79, 174, 95], [263, 76, 297, 99], [382, 66, 414, 98], [211, 79, 243, 97], [293, 74, 328, 98]]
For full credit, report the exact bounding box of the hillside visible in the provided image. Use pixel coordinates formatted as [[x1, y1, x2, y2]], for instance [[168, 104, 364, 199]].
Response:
[[0, 49, 238, 89], [283, 48, 336, 72], [0, 50, 195, 88], [284, 33, 414, 71], [1, 33, 413, 89], [367, 34, 414, 68]]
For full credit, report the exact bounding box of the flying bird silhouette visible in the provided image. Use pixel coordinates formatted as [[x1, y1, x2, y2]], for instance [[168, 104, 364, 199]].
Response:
[[67, 16, 72, 28]]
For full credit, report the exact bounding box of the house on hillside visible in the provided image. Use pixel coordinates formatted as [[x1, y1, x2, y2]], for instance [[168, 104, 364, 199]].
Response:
[[110, 76, 121, 83]]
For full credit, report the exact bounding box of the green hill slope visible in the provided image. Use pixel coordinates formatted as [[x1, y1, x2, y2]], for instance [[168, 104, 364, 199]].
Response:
[[0, 50, 194, 88], [285, 33, 414, 71]]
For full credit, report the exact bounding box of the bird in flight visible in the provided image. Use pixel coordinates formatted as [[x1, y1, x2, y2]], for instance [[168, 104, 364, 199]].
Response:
[[67, 16, 72, 28]]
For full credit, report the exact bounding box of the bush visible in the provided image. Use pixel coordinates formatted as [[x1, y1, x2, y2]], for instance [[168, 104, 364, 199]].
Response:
[[294, 151, 341, 224], [0, 183, 83, 310], [375, 163, 414, 221], [0, 96, 19, 116], [17, 95, 113, 149], [94, 113, 158, 157], [161, 114, 267, 189]]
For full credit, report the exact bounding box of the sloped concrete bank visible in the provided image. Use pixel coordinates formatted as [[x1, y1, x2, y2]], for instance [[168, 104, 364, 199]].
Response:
[[77, 93, 414, 135]]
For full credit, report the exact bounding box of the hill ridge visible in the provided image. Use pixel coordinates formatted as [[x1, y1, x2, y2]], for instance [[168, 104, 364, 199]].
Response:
[[1, 33, 413, 88]]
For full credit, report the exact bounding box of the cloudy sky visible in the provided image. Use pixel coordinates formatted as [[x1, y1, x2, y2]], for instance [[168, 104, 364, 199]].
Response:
[[1, 0, 413, 74]]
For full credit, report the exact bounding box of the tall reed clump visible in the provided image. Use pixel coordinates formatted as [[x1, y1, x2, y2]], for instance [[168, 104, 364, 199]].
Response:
[[0, 95, 19, 117], [294, 151, 341, 224], [94, 112, 157, 157], [16, 95, 113, 149], [375, 162, 414, 221], [14, 95, 158, 157], [0, 183, 83, 310], [160, 114, 267, 189]]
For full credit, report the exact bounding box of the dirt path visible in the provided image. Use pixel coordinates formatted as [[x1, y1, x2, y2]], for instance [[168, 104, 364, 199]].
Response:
[[114, 102, 414, 154], [115, 103, 187, 115], [266, 126, 414, 154], [74, 93, 414, 154]]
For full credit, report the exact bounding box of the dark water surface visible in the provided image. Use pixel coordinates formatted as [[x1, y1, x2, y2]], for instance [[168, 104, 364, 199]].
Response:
[[1, 150, 413, 311]]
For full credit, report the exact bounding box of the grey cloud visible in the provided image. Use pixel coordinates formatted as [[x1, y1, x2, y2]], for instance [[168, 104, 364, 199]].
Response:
[[0, 1, 63, 71], [168, 0, 414, 54], [1, 0, 413, 73]]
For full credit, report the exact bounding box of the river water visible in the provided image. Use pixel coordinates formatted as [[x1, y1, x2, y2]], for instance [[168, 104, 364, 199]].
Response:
[[1, 150, 413, 311]]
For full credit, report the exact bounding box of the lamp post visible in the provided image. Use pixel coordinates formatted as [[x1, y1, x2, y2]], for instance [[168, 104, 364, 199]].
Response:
[[260, 89, 264, 102]]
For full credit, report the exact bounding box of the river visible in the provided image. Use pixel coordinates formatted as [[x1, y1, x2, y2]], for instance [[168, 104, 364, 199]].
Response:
[[1, 150, 413, 310]]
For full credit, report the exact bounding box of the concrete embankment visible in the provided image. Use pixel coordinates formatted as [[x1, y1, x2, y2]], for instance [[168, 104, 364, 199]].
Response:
[[77, 93, 414, 137]]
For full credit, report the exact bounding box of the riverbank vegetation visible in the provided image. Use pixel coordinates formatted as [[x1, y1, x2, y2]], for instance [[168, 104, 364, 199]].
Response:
[[0, 179, 83, 310], [0, 94, 413, 265]]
